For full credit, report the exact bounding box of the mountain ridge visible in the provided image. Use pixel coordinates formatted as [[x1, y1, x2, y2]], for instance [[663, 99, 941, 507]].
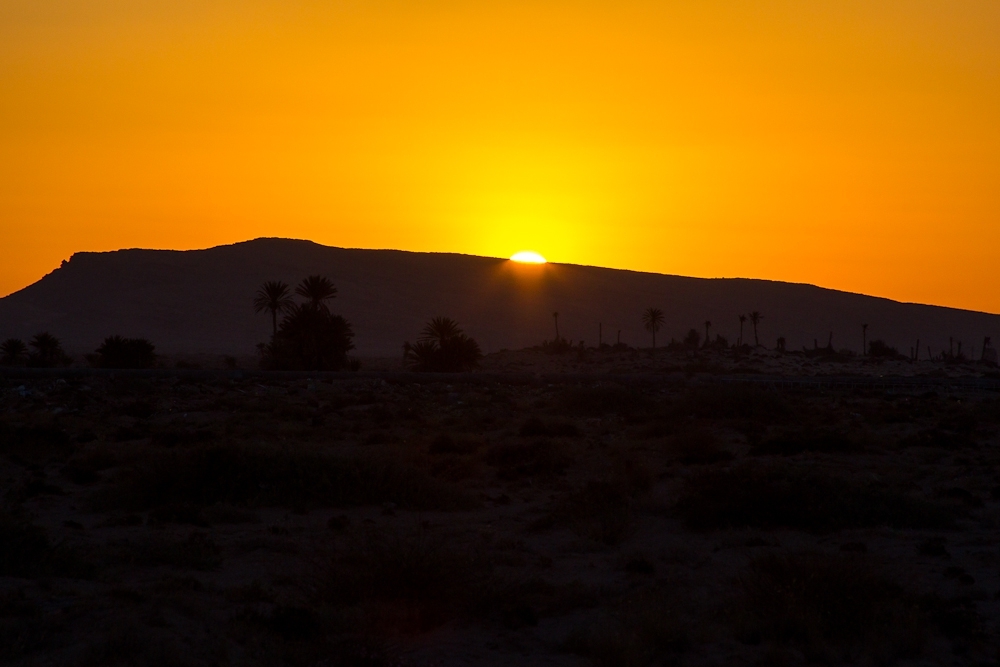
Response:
[[0, 238, 996, 357]]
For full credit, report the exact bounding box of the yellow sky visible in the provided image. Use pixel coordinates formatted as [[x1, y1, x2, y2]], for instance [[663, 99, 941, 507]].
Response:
[[1, 1, 998, 310]]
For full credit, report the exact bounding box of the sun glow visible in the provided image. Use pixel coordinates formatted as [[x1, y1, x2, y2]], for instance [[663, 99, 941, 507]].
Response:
[[510, 251, 547, 264]]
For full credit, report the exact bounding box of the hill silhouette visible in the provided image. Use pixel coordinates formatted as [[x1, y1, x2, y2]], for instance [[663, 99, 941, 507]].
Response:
[[0, 238, 996, 358]]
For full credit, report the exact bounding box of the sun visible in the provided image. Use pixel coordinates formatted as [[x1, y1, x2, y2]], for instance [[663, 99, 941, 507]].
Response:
[[510, 251, 547, 264]]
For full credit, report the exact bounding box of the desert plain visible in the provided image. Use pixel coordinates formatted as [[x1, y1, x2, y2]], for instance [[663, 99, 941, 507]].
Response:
[[2, 346, 1000, 666]]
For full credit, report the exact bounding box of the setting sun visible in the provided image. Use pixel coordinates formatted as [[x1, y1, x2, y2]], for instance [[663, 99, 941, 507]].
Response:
[[510, 251, 547, 264]]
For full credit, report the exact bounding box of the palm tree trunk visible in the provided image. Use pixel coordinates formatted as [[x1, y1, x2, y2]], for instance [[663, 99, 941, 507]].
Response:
[[272, 309, 278, 338]]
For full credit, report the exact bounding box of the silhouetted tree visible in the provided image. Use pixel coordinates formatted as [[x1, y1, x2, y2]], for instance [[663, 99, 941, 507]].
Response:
[[738, 314, 747, 347], [684, 329, 701, 350], [0, 338, 27, 366], [642, 307, 665, 352], [552, 312, 560, 340], [704, 320, 712, 347], [94, 336, 156, 369], [264, 304, 355, 371], [404, 316, 481, 372], [868, 339, 901, 359], [862, 323, 868, 357], [27, 332, 70, 368], [296, 275, 338, 311], [254, 281, 294, 337], [748, 311, 763, 347]]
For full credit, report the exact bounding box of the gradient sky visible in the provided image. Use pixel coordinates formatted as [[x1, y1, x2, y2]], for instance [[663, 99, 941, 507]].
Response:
[[1, 1, 998, 310]]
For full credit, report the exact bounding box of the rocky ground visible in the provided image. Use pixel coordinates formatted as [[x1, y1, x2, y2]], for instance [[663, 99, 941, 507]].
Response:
[[2, 350, 1000, 666]]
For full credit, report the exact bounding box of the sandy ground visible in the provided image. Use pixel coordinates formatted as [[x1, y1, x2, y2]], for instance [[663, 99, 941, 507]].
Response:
[[2, 353, 1000, 666]]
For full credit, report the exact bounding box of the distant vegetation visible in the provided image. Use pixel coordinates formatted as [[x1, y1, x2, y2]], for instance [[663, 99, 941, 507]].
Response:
[[255, 275, 355, 371], [91, 336, 157, 369], [403, 317, 482, 372]]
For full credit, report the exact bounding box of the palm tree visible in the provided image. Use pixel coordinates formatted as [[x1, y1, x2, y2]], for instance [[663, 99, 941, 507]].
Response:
[[642, 307, 665, 352], [738, 314, 747, 347], [862, 323, 869, 357], [0, 338, 27, 366], [295, 275, 338, 311], [704, 320, 712, 347], [28, 332, 68, 367], [254, 281, 294, 337], [552, 312, 560, 340], [748, 311, 763, 347], [420, 316, 463, 344]]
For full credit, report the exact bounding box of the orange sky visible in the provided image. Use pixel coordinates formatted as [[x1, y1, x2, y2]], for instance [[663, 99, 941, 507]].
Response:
[[1, 1, 998, 310]]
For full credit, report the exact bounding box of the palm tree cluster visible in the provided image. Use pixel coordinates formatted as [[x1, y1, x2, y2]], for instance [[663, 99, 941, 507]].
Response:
[[255, 275, 354, 371], [0, 333, 71, 368], [403, 316, 482, 372], [93, 335, 156, 369]]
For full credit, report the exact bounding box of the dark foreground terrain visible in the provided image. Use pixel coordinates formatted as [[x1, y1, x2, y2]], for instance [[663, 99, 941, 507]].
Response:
[[3, 366, 1000, 665]]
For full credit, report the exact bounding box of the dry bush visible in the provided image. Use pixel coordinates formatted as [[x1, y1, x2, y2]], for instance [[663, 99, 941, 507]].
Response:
[[484, 440, 571, 480], [0, 506, 90, 578], [99, 443, 473, 512], [112, 531, 222, 571], [666, 429, 734, 465], [535, 465, 652, 545], [557, 385, 657, 419], [680, 384, 790, 423], [565, 586, 692, 667], [750, 427, 864, 456], [732, 552, 926, 663], [313, 527, 500, 633], [676, 464, 955, 532], [518, 416, 580, 437]]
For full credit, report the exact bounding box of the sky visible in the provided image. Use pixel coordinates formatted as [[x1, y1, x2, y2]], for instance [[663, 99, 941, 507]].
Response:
[[1, 0, 998, 311]]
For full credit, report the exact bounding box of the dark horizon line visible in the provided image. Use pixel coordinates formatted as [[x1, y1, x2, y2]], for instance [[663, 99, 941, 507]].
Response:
[[3, 235, 997, 318]]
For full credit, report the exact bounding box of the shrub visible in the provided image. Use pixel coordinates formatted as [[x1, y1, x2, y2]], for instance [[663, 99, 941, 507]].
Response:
[[733, 552, 926, 661], [519, 416, 579, 437], [751, 427, 862, 456], [403, 317, 482, 372], [314, 528, 496, 631], [0, 339, 27, 367], [558, 385, 656, 418], [676, 464, 954, 531], [26, 333, 71, 368], [0, 508, 90, 578], [679, 384, 790, 423], [101, 443, 471, 512], [262, 305, 355, 371], [868, 339, 902, 359], [94, 336, 156, 369]]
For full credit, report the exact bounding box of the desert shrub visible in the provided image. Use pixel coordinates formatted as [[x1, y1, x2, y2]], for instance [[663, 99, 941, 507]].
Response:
[[897, 421, 978, 450], [751, 427, 863, 456], [262, 305, 355, 371], [485, 440, 570, 480], [0, 508, 90, 578], [676, 464, 954, 531], [0, 590, 49, 664], [113, 531, 221, 571], [315, 528, 496, 631], [93, 336, 156, 369], [0, 422, 74, 464], [519, 416, 579, 437], [666, 429, 733, 465], [0, 339, 27, 367], [535, 466, 652, 545], [26, 332, 71, 368], [558, 385, 656, 418], [566, 587, 691, 667], [102, 443, 470, 512], [733, 552, 925, 662], [679, 384, 790, 422], [403, 317, 482, 372], [868, 339, 903, 359]]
